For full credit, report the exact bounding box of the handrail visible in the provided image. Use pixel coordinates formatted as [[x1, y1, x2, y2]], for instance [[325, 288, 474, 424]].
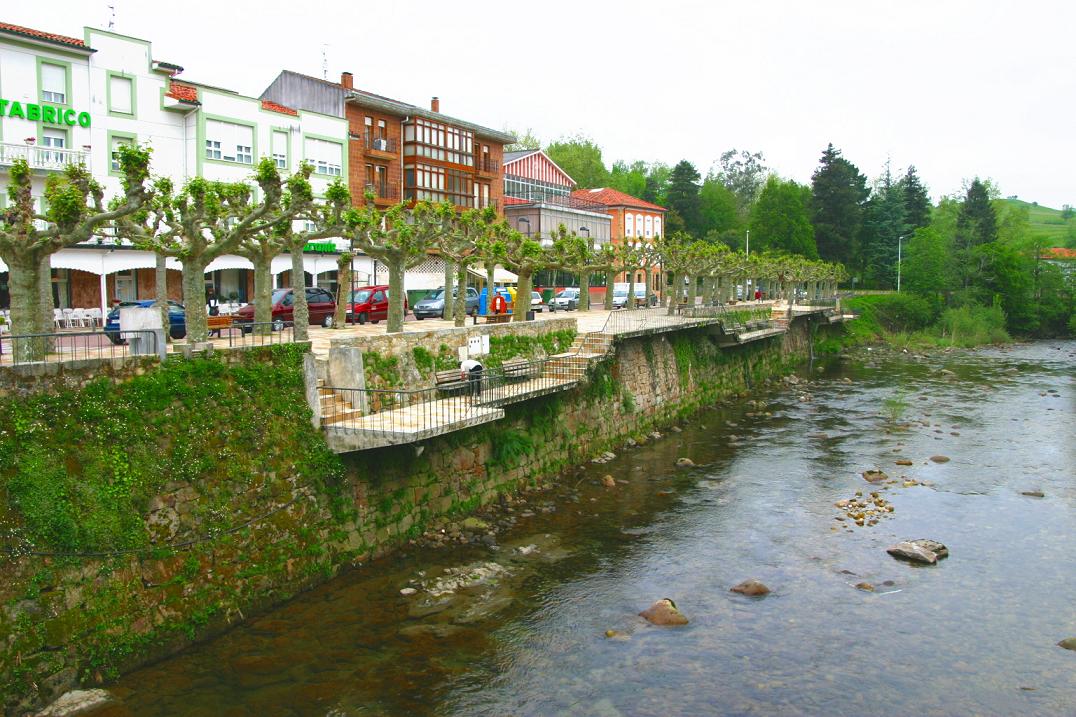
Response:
[[0, 329, 159, 366], [0, 142, 90, 171]]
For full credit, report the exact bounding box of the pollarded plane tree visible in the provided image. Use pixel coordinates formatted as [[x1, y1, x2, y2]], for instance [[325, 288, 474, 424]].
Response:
[[656, 232, 695, 315], [0, 147, 150, 359], [638, 240, 663, 308], [700, 242, 732, 306], [548, 224, 598, 312], [442, 205, 498, 326], [350, 199, 434, 334], [123, 158, 287, 343], [616, 241, 647, 310], [481, 226, 550, 323], [275, 170, 353, 340]]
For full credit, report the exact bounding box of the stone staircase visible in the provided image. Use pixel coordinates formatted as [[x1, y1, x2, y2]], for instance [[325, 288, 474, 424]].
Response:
[[565, 332, 614, 358], [317, 379, 362, 426]]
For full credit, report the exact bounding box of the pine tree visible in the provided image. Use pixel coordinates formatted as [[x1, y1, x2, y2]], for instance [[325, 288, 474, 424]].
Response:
[[809, 144, 869, 269], [666, 160, 703, 236], [861, 162, 908, 288], [898, 165, 932, 230], [954, 178, 999, 290], [748, 177, 817, 258]]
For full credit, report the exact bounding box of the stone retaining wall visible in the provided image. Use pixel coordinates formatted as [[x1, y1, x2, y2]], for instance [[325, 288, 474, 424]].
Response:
[[0, 318, 824, 715]]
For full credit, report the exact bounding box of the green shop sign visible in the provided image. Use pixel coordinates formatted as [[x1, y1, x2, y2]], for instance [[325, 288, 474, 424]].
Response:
[[304, 241, 338, 254], [0, 99, 91, 127]]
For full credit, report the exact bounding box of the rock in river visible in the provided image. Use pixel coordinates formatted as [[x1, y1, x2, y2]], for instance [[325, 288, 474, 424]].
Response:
[[1021, 490, 1045, 498], [730, 579, 771, 597], [602, 475, 616, 488], [675, 457, 696, 468], [639, 598, 689, 626], [1058, 637, 1076, 651], [887, 539, 949, 565], [862, 470, 888, 483], [35, 689, 116, 716], [929, 455, 950, 463], [895, 459, 913, 466]]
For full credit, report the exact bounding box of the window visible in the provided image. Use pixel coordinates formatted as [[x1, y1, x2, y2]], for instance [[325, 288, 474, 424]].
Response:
[[654, 216, 662, 237], [41, 63, 67, 104], [364, 116, 373, 144], [635, 214, 644, 238], [41, 128, 67, 166], [305, 137, 342, 176], [109, 74, 134, 115], [272, 130, 288, 169], [403, 118, 473, 166], [204, 119, 254, 164], [110, 135, 134, 172], [404, 162, 473, 206], [625, 214, 634, 237], [645, 215, 653, 238], [377, 119, 386, 139]]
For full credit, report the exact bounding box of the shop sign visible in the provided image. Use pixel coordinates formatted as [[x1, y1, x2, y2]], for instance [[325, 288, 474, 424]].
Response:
[[0, 98, 91, 127]]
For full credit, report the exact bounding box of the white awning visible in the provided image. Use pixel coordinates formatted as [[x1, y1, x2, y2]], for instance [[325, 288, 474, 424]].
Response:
[[270, 254, 346, 277], [48, 248, 177, 275], [470, 264, 519, 284], [205, 255, 255, 273]]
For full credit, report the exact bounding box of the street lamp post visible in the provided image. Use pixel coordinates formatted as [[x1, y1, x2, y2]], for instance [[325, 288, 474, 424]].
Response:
[[896, 235, 904, 293]]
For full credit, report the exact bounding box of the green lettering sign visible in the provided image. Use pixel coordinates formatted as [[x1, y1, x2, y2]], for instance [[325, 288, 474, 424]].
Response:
[[304, 242, 337, 254], [0, 98, 91, 127]]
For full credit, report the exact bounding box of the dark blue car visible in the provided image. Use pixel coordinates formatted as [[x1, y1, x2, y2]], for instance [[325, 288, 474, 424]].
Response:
[[104, 300, 186, 344]]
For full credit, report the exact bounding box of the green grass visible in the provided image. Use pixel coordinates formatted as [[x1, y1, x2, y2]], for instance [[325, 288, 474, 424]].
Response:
[[997, 198, 1073, 245]]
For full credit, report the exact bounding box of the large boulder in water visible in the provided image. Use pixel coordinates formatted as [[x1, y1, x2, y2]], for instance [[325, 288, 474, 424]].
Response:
[[675, 458, 696, 468], [1058, 637, 1076, 651], [862, 470, 888, 483], [730, 579, 771, 596], [639, 598, 689, 626], [887, 539, 949, 565]]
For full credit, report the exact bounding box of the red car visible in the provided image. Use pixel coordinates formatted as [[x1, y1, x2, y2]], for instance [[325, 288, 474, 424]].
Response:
[[346, 285, 407, 324], [235, 286, 337, 331]]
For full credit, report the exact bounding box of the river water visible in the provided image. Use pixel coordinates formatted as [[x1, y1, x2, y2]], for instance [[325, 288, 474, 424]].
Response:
[[96, 341, 1075, 717]]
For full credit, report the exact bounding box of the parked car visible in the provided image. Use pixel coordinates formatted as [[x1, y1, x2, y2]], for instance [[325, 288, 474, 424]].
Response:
[[548, 287, 580, 311], [234, 287, 336, 331], [414, 286, 479, 320], [345, 285, 406, 324], [530, 291, 544, 313], [104, 299, 186, 344]]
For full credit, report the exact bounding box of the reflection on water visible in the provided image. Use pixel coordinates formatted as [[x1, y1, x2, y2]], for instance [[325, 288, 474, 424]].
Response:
[[99, 342, 1076, 717]]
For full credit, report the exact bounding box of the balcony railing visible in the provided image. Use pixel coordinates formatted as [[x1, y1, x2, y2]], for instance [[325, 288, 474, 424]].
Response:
[[0, 142, 90, 172], [364, 135, 397, 154], [477, 156, 499, 174], [365, 181, 399, 201]]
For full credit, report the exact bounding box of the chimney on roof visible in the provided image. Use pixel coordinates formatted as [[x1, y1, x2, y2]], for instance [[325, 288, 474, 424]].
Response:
[[430, 96, 440, 113], [340, 71, 353, 90]]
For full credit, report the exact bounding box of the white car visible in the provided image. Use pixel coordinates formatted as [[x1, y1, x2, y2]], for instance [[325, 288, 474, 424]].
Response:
[[530, 291, 544, 312], [548, 288, 580, 311]]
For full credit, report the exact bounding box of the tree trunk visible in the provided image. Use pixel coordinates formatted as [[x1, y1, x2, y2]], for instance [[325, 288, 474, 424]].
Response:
[[644, 268, 653, 309], [182, 256, 209, 343], [387, 260, 405, 333], [253, 254, 274, 332], [154, 253, 169, 340], [687, 274, 698, 307], [36, 254, 55, 340], [290, 246, 309, 341], [7, 254, 45, 361], [443, 257, 455, 322], [627, 271, 636, 311], [604, 271, 614, 311], [666, 271, 680, 315], [454, 263, 469, 327], [579, 271, 591, 312], [513, 270, 532, 323], [333, 256, 352, 329]]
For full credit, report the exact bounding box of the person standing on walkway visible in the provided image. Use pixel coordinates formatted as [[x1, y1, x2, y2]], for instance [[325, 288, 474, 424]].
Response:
[[460, 358, 484, 404]]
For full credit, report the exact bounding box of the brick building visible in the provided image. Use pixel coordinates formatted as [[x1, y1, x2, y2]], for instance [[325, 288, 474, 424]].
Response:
[[570, 187, 667, 289]]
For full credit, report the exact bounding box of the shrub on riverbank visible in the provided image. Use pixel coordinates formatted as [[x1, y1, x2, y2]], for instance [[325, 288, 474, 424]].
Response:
[[819, 294, 1010, 352]]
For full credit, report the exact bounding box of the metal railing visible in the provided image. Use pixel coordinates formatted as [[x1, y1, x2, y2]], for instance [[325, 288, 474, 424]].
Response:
[[477, 156, 500, 174], [0, 329, 160, 366], [364, 181, 399, 201], [322, 355, 589, 437], [221, 321, 296, 348], [0, 142, 90, 172], [364, 135, 397, 153]]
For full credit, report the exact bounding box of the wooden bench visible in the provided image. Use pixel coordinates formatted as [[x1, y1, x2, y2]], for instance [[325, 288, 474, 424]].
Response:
[[500, 357, 537, 381], [434, 368, 468, 394], [206, 315, 237, 337], [484, 312, 511, 324]]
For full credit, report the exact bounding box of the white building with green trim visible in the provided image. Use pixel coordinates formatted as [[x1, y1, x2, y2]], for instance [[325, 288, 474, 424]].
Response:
[[0, 21, 354, 317]]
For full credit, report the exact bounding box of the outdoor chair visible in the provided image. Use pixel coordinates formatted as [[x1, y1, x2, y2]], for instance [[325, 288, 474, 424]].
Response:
[[54, 308, 65, 329]]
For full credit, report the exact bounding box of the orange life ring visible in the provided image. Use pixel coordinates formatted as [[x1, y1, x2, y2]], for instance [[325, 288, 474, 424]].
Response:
[[491, 294, 507, 314]]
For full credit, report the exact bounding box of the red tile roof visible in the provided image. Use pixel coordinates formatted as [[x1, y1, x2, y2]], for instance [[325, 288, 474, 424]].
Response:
[[0, 21, 87, 48], [165, 81, 199, 103], [571, 188, 666, 212], [260, 99, 298, 116], [1044, 247, 1076, 260]]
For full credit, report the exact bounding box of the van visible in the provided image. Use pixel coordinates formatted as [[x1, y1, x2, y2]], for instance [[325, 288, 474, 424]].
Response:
[[612, 283, 653, 309]]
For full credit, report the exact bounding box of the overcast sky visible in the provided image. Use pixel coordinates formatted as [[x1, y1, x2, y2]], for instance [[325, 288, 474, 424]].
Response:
[[10, 0, 1075, 207]]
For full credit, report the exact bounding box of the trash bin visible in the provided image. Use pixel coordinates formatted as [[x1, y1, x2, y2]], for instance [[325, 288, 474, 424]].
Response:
[[526, 310, 535, 321]]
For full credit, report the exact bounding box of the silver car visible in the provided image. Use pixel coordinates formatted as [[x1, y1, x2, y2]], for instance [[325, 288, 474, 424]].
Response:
[[548, 288, 580, 311]]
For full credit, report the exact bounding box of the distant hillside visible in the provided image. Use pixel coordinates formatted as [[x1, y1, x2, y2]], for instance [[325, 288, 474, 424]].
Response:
[[997, 198, 1073, 246]]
